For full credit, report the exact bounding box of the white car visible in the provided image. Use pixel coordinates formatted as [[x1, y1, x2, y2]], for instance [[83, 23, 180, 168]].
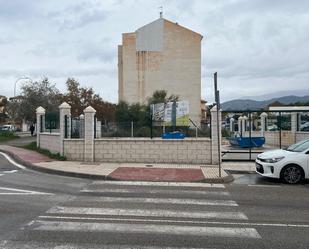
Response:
[[256, 139, 309, 184]]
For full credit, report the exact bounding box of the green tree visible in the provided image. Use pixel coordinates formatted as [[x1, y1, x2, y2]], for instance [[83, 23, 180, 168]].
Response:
[[147, 90, 179, 105], [60, 78, 115, 122], [115, 90, 179, 126], [7, 78, 60, 123]]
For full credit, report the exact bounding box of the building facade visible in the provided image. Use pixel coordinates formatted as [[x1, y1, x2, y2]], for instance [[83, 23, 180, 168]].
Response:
[[118, 17, 203, 125]]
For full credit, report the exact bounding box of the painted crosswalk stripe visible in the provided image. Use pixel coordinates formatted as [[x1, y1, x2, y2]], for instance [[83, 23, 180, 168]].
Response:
[[47, 206, 248, 220], [30, 220, 260, 238], [86, 197, 238, 206], [39, 215, 309, 229], [0, 240, 214, 249], [81, 188, 230, 196], [0, 187, 53, 195], [92, 181, 225, 188]]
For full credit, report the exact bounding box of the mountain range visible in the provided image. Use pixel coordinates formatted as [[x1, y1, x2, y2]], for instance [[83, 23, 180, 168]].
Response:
[[221, 95, 309, 111]]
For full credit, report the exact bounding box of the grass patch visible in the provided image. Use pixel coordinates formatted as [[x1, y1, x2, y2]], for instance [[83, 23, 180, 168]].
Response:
[[23, 141, 66, 161], [0, 131, 19, 142]]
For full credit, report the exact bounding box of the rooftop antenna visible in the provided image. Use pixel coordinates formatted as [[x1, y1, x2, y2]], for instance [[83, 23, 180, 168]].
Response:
[[159, 6, 163, 18]]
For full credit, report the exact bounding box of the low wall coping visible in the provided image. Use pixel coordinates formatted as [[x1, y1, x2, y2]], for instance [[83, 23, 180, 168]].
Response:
[[64, 139, 85, 142], [40, 133, 60, 136], [95, 138, 211, 142]]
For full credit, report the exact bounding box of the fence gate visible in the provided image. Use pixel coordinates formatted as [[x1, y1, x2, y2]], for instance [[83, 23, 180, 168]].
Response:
[[221, 109, 309, 162]]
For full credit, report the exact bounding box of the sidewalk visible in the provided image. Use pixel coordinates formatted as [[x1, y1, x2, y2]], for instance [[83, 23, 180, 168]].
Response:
[[0, 145, 255, 183]]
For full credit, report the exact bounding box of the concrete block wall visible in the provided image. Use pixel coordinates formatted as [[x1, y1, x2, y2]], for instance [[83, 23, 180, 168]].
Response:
[[39, 133, 61, 154], [295, 132, 309, 142], [264, 131, 295, 147], [63, 139, 85, 161], [93, 138, 212, 164]]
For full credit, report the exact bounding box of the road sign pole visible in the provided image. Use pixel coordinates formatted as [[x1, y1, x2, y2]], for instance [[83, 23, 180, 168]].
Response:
[[214, 72, 221, 178]]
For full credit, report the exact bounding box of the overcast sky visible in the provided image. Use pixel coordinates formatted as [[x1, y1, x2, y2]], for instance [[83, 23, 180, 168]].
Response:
[[0, 0, 309, 103]]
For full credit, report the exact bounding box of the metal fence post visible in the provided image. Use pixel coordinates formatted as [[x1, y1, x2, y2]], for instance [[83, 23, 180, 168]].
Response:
[[64, 115, 68, 139], [131, 121, 134, 137], [94, 115, 97, 139], [279, 112, 282, 149], [249, 112, 252, 161]]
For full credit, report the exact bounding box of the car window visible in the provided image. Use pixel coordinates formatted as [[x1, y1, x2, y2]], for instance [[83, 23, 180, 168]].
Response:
[[287, 140, 309, 152], [286, 140, 307, 151]]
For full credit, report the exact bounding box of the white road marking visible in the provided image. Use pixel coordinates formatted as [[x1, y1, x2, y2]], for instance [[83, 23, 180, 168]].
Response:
[[0, 174, 3, 177], [0, 187, 53, 195], [54, 246, 211, 249], [93, 181, 225, 188], [0, 152, 26, 169], [89, 197, 238, 206], [248, 184, 281, 188], [2, 170, 18, 173], [39, 215, 309, 229], [31, 220, 260, 239], [81, 188, 230, 196], [47, 206, 248, 220], [0, 240, 214, 249]]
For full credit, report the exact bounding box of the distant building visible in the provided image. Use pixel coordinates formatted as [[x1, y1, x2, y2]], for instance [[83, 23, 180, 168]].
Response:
[[118, 17, 203, 125]]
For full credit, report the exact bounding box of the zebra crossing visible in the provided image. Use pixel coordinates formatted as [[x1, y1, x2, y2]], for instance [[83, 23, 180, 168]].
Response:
[[14, 181, 261, 248]]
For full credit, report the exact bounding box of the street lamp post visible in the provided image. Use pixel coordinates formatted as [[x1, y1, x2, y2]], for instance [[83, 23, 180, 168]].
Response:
[[14, 77, 33, 97]]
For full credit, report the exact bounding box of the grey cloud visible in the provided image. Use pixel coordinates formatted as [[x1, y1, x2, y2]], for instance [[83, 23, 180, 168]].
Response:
[[0, 0, 38, 20], [0, 67, 116, 79], [46, 2, 108, 30], [77, 38, 116, 62]]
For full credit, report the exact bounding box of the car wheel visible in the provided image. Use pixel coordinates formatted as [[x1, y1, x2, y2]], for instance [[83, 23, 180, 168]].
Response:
[[280, 165, 304, 184]]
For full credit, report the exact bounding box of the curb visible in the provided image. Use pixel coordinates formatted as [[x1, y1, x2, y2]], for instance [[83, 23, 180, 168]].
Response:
[[0, 147, 234, 183], [225, 169, 256, 175], [0, 148, 112, 180], [201, 173, 234, 183]]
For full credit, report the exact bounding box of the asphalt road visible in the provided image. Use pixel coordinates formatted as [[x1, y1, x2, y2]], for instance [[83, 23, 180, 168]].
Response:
[[1, 153, 309, 249]]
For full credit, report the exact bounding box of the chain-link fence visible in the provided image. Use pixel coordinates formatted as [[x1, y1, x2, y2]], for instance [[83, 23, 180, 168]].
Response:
[[44, 112, 59, 133], [221, 110, 309, 161], [100, 121, 211, 138]]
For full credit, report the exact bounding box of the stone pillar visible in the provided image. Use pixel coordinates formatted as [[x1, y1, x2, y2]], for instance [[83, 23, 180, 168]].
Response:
[[84, 106, 96, 162], [238, 117, 243, 136], [229, 117, 234, 133], [242, 116, 248, 136], [210, 106, 222, 165], [291, 112, 298, 133], [79, 114, 85, 138], [260, 112, 268, 136], [59, 102, 71, 156], [36, 106, 45, 148]]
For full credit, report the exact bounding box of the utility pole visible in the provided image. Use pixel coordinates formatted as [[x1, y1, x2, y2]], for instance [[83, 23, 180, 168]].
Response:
[[214, 72, 221, 178]]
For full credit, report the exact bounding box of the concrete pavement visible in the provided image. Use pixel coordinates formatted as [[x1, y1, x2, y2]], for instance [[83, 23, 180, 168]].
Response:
[[0, 144, 258, 183]]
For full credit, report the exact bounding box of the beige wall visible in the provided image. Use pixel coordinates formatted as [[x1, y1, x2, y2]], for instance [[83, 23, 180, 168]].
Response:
[[64, 139, 84, 161], [93, 138, 211, 164], [62, 138, 212, 164], [119, 18, 202, 125], [39, 133, 60, 154], [243, 131, 309, 147], [295, 132, 309, 143]]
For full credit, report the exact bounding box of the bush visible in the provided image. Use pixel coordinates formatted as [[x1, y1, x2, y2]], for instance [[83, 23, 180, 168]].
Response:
[[0, 131, 19, 142], [23, 142, 66, 161]]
